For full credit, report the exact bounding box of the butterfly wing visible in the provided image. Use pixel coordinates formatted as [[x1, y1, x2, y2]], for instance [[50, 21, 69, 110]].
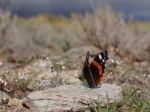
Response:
[[90, 60, 104, 86], [83, 51, 108, 88]]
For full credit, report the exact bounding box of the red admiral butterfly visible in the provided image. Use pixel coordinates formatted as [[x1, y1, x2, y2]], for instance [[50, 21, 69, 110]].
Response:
[[83, 51, 109, 88]]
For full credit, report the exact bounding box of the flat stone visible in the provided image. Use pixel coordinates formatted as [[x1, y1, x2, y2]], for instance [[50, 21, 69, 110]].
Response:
[[27, 84, 122, 112]]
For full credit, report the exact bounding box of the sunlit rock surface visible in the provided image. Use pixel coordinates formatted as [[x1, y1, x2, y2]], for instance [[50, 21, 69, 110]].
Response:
[[27, 84, 122, 112]]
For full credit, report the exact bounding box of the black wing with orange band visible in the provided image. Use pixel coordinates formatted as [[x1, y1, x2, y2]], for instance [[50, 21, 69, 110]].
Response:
[[91, 60, 104, 85], [83, 51, 108, 88]]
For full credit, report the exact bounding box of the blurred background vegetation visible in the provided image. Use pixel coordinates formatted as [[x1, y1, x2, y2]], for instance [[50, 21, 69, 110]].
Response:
[[0, 1, 150, 61]]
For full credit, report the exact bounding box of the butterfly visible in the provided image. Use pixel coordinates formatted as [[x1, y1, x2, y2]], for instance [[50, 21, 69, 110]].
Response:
[[82, 50, 109, 88]]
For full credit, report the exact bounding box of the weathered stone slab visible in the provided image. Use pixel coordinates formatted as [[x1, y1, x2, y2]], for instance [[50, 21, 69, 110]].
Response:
[[27, 84, 122, 112]]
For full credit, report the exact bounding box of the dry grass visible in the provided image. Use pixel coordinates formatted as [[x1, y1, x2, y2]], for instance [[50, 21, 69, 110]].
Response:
[[81, 6, 150, 62], [0, 6, 149, 62]]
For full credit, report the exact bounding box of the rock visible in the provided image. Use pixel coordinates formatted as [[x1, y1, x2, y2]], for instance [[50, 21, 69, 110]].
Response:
[[0, 91, 9, 105], [49, 70, 81, 87], [7, 54, 33, 64], [22, 100, 32, 109], [29, 69, 81, 90], [7, 98, 22, 107], [27, 59, 81, 89], [32, 58, 53, 71], [6, 98, 37, 112], [27, 84, 122, 112], [0, 58, 81, 93], [63, 70, 81, 83], [64, 46, 100, 65]]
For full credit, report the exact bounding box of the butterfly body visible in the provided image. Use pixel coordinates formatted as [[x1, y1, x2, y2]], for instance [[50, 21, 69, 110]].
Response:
[[83, 51, 108, 88]]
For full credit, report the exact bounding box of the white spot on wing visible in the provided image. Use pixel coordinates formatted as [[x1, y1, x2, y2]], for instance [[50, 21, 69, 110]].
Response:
[[102, 59, 105, 62], [98, 54, 102, 60]]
